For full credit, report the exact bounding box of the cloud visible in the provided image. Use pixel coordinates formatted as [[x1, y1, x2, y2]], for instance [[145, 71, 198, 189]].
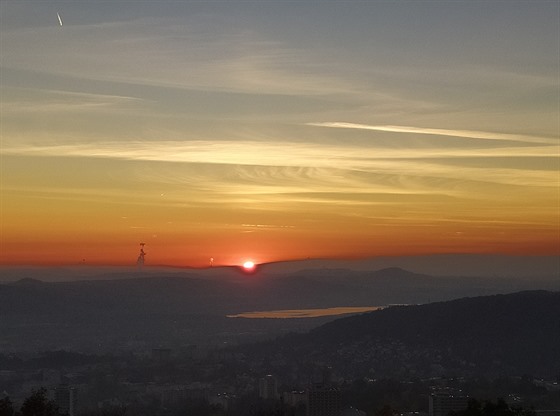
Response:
[[0, 16, 355, 97], [1, 87, 144, 113], [306, 122, 558, 145], [2, 138, 556, 163], [242, 224, 295, 230], [2, 140, 557, 191]]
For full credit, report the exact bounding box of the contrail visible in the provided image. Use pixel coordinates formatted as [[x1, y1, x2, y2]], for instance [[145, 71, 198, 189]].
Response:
[[57, 12, 63, 26], [306, 122, 558, 145]]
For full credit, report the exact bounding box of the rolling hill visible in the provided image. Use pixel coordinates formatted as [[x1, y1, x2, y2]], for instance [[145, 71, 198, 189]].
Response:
[[241, 290, 560, 379]]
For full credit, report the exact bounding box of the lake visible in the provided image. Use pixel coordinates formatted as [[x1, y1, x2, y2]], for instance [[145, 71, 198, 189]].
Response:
[[227, 306, 382, 319]]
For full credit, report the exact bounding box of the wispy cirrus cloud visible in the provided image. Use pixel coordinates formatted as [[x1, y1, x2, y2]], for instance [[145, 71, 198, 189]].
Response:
[[3, 139, 557, 165], [2, 140, 557, 191], [306, 122, 558, 145], [0, 16, 355, 98], [0, 87, 145, 113]]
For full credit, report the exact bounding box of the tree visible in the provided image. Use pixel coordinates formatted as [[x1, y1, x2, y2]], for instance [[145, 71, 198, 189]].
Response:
[[449, 399, 536, 416], [78, 408, 127, 416], [376, 404, 399, 416], [18, 388, 61, 416], [0, 396, 15, 416]]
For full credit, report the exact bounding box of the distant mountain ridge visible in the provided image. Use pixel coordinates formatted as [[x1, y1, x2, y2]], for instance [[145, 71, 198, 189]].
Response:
[[255, 254, 559, 278], [8, 277, 45, 287], [1, 254, 558, 283]]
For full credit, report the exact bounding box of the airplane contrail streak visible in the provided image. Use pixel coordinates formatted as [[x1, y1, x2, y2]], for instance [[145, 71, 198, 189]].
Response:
[[57, 12, 63, 26]]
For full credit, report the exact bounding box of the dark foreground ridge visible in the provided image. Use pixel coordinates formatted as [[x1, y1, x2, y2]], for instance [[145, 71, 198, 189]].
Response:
[[1, 291, 559, 416], [242, 290, 560, 379]]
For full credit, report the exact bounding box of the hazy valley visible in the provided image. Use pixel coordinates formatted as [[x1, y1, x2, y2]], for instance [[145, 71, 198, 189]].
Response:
[[1, 258, 558, 353]]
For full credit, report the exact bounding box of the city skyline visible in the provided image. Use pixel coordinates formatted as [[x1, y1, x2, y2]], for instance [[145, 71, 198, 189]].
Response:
[[1, 1, 558, 267]]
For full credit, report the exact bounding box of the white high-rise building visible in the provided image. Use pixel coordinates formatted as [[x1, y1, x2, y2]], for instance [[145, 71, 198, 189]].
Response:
[[54, 384, 77, 416], [259, 375, 278, 400], [429, 393, 469, 416]]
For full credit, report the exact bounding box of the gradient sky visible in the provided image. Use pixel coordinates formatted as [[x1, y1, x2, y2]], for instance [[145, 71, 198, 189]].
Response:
[[1, 1, 558, 267]]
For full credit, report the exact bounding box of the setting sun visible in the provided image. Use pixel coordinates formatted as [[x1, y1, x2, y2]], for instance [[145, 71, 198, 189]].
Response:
[[243, 261, 255, 271]]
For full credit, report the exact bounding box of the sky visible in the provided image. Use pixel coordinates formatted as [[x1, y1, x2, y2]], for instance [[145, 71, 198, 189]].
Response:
[[0, 1, 558, 267]]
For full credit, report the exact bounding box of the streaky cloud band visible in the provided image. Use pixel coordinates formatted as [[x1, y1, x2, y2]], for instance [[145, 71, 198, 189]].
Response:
[[306, 122, 558, 145]]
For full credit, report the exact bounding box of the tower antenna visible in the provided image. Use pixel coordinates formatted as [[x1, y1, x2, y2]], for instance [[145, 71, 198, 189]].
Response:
[[136, 242, 146, 268]]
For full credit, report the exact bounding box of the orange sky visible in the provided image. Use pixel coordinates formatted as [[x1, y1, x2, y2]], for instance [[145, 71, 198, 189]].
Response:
[[1, 2, 558, 267]]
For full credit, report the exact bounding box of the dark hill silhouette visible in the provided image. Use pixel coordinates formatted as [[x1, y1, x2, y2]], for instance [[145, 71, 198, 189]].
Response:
[[9, 277, 45, 287], [243, 291, 560, 378], [369, 267, 428, 279], [312, 290, 560, 343]]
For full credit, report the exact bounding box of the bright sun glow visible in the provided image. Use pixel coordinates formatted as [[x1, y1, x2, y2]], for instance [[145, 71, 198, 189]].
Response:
[[243, 261, 255, 270]]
